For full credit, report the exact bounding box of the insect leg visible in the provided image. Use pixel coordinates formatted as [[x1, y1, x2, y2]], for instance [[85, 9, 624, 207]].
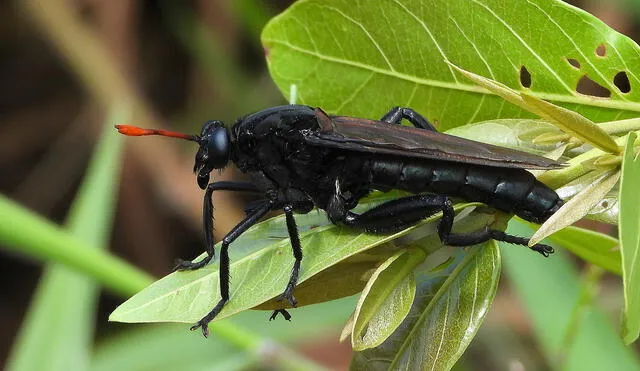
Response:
[[339, 194, 442, 233], [338, 194, 553, 256], [191, 199, 274, 337], [380, 106, 437, 131], [437, 198, 554, 257], [279, 205, 302, 307], [175, 181, 261, 271], [271, 199, 314, 321], [269, 309, 292, 321]]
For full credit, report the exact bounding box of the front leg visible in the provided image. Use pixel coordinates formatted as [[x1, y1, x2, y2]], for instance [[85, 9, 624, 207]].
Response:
[[191, 198, 275, 337], [175, 181, 260, 271]]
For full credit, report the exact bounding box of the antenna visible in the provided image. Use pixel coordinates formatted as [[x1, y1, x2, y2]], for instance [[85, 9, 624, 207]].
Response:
[[115, 125, 199, 142]]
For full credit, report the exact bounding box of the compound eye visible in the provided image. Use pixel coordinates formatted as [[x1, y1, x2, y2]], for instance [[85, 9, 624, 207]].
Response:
[[206, 128, 230, 169], [211, 128, 229, 156]]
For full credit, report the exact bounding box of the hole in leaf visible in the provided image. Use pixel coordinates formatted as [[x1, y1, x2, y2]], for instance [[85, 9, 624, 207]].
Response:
[[519, 65, 531, 88], [595, 44, 606, 57], [576, 75, 611, 97], [567, 58, 581, 69], [614, 71, 631, 93]]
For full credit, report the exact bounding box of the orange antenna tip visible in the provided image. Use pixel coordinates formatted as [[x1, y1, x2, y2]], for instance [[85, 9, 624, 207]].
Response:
[[114, 124, 198, 142], [115, 125, 148, 136]]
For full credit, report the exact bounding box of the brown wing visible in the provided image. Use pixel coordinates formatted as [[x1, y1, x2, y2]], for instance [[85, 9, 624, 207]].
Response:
[[303, 108, 564, 170]]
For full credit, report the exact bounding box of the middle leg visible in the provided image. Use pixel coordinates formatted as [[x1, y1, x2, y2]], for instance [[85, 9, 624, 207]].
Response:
[[270, 202, 314, 321], [176, 181, 261, 271]]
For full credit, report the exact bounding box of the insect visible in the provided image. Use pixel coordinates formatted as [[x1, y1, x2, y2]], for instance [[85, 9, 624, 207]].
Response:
[[116, 105, 563, 337]]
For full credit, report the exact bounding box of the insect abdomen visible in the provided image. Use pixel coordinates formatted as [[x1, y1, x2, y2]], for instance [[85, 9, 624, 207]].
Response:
[[358, 158, 562, 224]]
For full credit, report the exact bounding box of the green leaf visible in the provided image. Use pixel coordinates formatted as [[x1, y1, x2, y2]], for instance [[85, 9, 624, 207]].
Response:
[[446, 118, 562, 155], [537, 130, 630, 190], [546, 225, 621, 275], [351, 242, 500, 371], [340, 311, 356, 342], [505, 221, 640, 370], [256, 245, 395, 310], [520, 93, 620, 154], [554, 168, 620, 224], [351, 247, 425, 350], [446, 63, 620, 154], [530, 169, 620, 245], [110, 201, 474, 324], [619, 132, 640, 344], [7, 108, 126, 371], [262, 0, 640, 130]]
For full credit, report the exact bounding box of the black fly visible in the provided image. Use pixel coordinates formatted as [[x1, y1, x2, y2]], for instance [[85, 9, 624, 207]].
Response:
[[116, 105, 563, 337]]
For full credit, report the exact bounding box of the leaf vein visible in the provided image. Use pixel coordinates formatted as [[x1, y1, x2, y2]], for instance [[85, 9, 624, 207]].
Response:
[[430, 291, 450, 371], [469, 256, 479, 331], [406, 83, 419, 107], [319, 4, 396, 72], [335, 72, 375, 112], [470, 0, 574, 94], [448, 16, 495, 79], [390, 0, 458, 82]]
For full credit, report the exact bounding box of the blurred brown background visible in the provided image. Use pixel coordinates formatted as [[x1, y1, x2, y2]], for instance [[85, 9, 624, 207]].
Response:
[[1, 0, 639, 369]]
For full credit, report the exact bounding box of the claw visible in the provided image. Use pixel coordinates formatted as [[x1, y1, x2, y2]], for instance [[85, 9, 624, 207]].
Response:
[[174, 256, 213, 271], [269, 309, 292, 321], [190, 321, 209, 338], [531, 244, 554, 257], [173, 258, 192, 271], [190, 299, 226, 338]]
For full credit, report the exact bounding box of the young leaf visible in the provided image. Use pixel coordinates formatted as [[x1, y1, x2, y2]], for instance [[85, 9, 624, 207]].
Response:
[[554, 168, 620, 224], [351, 247, 426, 350], [340, 311, 357, 342], [521, 93, 620, 154], [446, 118, 562, 155], [530, 170, 620, 245], [619, 132, 640, 344], [352, 243, 500, 371]]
